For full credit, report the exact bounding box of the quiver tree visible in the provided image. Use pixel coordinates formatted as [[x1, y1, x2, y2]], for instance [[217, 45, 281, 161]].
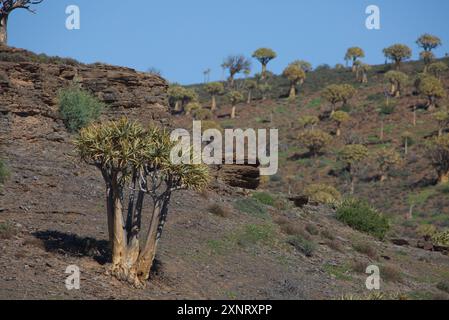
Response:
[[374, 148, 402, 182], [204, 82, 224, 111], [291, 60, 313, 74], [252, 48, 277, 79], [184, 101, 201, 116], [283, 63, 306, 99], [428, 62, 448, 80], [401, 131, 413, 155], [222, 55, 251, 87], [297, 129, 332, 157], [321, 84, 356, 112], [298, 115, 319, 130], [433, 111, 449, 136], [416, 34, 442, 53], [344, 47, 365, 72], [425, 134, 449, 184], [331, 111, 351, 137], [258, 83, 271, 101], [415, 75, 445, 111], [244, 79, 257, 104], [383, 44, 412, 70], [167, 85, 185, 112], [227, 90, 243, 119], [0, 0, 43, 45], [357, 63, 371, 83], [338, 144, 369, 194], [384, 71, 408, 97], [420, 51, 435, 72], [75, 118, 209, 286]]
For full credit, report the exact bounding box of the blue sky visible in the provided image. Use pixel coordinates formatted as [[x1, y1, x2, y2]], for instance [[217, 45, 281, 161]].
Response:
[[8, 0, 449, 84]]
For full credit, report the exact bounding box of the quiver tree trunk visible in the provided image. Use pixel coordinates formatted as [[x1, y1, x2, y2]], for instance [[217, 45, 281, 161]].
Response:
[[100, 169, 176, 287], [231, 106, 236, 119], [261, 64, 267, 79], [174, 101, 181, 112], [211, 95, 217, 111], [289, 83, 296, 99], [438, 170, 449, 184], [362, 72, 368, 84], [0, 15, 8, 45], [247, 90, 252, 104], [427, 96, 437, 111], [336, 124, 342, 137]]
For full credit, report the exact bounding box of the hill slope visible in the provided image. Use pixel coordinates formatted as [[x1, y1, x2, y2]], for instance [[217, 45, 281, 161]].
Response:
[[0, 47, 449, 300]]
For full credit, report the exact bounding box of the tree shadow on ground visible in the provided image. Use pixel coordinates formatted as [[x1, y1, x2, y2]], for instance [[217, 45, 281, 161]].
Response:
[[33, 230, 111, 265], [288, 152, 320, 161]]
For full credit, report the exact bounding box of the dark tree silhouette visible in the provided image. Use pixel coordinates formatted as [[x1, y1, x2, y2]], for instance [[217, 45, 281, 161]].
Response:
[[0, 0, 43, 44]]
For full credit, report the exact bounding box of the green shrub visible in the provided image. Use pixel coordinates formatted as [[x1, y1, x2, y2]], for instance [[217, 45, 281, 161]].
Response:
[[336, 199, 390, 240], [236, 224, 276, 247], [58, 86, 104, 133], [287, 236, 316, 257], [437, 183, 449, 194], [0, 159, 9, 184], [234, 199, 269, 220], [252, 192, 275, 206]]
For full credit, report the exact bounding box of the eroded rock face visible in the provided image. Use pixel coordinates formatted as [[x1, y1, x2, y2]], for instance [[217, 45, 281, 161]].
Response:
[[0, 46, 260, 218], [0, 46, 170, 215]]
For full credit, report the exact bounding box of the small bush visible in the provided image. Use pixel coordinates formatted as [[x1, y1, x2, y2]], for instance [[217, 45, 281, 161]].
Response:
[[236, 224, 276, 247], [304, 184, 341, 206], [194, 108, 213, 120], [208, 204, 231, 218], [234, 199, 269, 220], [325, 240, 343, 252], [0, 159, 9, 184], [381, 265, 403, 283], [305, 223, 319, 236], [252, 192, 275, 206], [321, 229, 335, 240], [287, 236, 316, 257], [58, 86, 104, 133], [351, 260, 368, 273], [352, 242, 378, 259], [336, 199, 390, 240], [0, 222, 17, 240], [437, 183, 449, 194], [437, 281, 449, 294]]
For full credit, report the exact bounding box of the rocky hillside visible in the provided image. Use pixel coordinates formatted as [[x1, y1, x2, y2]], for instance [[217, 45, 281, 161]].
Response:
[[1, 47, 449, 300]]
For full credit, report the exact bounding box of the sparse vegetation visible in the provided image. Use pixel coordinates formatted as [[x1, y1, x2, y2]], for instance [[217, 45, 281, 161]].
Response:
[[208, 204, 231, 218], [287, 236, 316, 257], [0, 158, 9, 185], [0, 222, 17, 240]]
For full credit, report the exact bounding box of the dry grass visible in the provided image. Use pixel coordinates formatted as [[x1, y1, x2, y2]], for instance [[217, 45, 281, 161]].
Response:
[[325, 239, 344, 252], [208, 203, 232, 218], [274, 217, 312, 240], [381, 264, 403, 283], [352, 241, 378, 260], [0, 222, 17, 240]]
